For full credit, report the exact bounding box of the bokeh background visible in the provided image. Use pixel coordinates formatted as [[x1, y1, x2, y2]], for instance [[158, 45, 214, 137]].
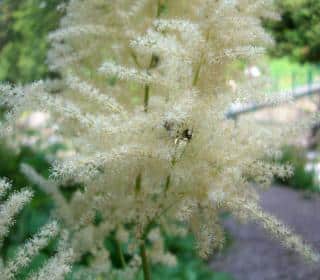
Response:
[[0, 1, 320, 279]]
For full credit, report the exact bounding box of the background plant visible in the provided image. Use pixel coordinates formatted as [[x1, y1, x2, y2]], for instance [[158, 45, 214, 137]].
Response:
[[265, 0, 320, 63], [276, 145, 319, 192], [0, 0, 63, 83]]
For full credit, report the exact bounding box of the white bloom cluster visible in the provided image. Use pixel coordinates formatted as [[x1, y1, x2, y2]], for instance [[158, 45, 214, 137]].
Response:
[[0, 179, 73, 280], [1, 0, 319, 278]]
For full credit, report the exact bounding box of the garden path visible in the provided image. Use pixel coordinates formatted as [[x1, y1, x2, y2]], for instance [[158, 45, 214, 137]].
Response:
[[210, 186, 320, 280]]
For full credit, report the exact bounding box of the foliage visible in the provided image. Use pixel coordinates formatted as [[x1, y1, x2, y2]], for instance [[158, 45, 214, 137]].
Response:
[[265, 0, 320, 63], [0, 143, 61, 277], [0, 143, 53, 244], [276, 145, 319, 192], [0, 0, 63, 83], [151, 234, 233, 280]]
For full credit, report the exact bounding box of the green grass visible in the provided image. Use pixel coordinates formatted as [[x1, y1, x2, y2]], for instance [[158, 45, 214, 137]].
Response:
[[267, 57, 320, 91]]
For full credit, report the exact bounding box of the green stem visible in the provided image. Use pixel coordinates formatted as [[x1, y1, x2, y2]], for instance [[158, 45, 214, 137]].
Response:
[[144, 54, 159, 112], [164, 175, 171, 193], [135, 173, 142, 195], [137, 198, 186, 279], [144, 85, 150, 113], [144, 0, 164, 112], [115, 239, 126, 268], [140, 241, 152, 280], [192, 29, 210, 87], [192, 56, 204, 86], [157, 0, 165, 18], [130, 49, 142, 68]]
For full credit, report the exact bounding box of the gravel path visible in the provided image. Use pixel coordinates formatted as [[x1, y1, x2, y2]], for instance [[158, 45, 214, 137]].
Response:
[[210, 186, 320, 280]]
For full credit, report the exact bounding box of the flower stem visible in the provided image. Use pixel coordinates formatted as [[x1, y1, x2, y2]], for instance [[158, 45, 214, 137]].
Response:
[[157, 0, 165, 18], [115, 239, 126, 268], [193, 55, 204, 86], [144, 1, 164, 112], [144, 84, 150, 113], [193, 29, 210, 87], [140, 241, 152, 280]]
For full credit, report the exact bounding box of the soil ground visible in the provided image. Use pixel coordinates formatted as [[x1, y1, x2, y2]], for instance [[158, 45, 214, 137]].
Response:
[[210, 186, 320, 280]]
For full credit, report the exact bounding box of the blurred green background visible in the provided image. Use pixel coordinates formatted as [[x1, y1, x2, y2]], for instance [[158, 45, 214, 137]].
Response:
[[0, 0, 62, 83]]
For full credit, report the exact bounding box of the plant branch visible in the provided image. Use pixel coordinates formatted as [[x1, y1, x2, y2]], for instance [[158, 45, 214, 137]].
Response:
[[144, 1, 164, 112], [140, 241, 152, 280], [115, 239, 126, 268], [192, 29, 211, 87]]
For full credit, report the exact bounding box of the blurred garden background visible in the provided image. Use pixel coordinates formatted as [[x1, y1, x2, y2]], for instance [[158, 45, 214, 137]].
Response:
[[0, 0, 320, 279]]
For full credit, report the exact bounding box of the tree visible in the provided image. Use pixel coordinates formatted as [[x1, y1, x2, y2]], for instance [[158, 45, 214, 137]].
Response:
[[0, 0, 63, 83], [266, 0, 320, 63]]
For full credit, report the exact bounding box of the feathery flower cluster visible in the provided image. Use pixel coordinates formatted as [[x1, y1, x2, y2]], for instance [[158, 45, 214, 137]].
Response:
[[1, 0, 319, 278], [0, 178, 73, 280]]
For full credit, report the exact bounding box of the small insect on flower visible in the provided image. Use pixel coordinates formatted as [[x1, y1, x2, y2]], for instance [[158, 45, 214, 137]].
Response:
[[164, 120, 193, 143], [182, 128, 193, 141]]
